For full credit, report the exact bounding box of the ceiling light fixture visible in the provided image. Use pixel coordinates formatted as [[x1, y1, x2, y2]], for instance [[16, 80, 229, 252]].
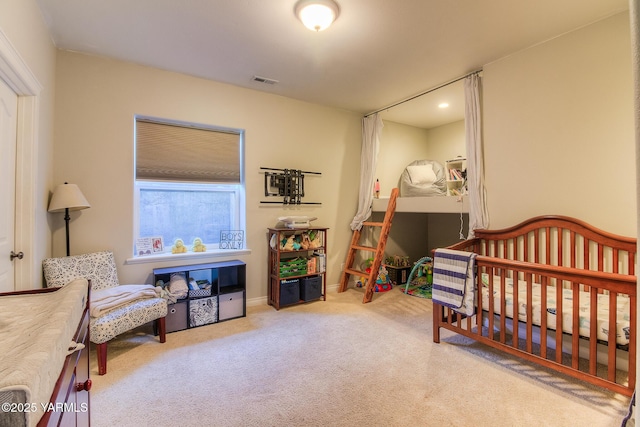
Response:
[[438, 103, 449, 109], [295, 0, 340, 32]]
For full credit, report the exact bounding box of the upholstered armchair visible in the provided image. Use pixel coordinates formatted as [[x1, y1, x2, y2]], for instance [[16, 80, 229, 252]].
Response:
[[43, 250, 167, 375]]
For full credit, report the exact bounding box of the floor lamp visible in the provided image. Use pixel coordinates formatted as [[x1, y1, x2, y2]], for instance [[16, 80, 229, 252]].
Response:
[[48, 182, 91, 256]]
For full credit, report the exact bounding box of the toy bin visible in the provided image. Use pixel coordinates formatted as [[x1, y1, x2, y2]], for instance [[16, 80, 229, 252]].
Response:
[[166, 301, 188, 333], [385, 265, 412, 285], [189, 297, 218, 327], [279, 278, 300, 306], [219, 291, 245, 321], [300, 275, 322, 301]]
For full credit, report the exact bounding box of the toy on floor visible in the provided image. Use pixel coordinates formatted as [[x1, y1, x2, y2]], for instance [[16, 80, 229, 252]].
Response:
[[356, 258, 374, 287], [403, 256, 433, 295], [374, 265, 392, 292], [355, 259, 392, 292]]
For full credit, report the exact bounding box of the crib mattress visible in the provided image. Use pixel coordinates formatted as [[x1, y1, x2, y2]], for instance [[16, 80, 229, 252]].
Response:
[[480, 274, 630, 346], [0, 279, 88, 427]]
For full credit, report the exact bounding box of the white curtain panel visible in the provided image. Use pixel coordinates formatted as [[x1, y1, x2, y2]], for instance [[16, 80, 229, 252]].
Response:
[[464, 74, 489, 237], [350, 114, 384, 231]]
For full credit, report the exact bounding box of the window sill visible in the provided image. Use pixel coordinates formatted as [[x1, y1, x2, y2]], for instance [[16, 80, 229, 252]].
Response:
[[126, 249, 251, 265]]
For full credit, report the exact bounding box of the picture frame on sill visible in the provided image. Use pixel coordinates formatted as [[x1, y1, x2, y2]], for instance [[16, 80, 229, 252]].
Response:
[[136, 236, 164, 256]]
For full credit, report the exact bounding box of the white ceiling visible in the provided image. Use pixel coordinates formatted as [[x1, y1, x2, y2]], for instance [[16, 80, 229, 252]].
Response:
[[35, 0, 628, 129]]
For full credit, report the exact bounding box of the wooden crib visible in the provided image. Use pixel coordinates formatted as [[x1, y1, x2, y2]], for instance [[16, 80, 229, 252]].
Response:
[[432, 215, 637, 396]]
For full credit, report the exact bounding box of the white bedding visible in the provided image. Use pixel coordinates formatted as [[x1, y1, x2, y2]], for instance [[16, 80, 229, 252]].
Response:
[[480, 274, 630, 346], [0, 279, 88, 427]]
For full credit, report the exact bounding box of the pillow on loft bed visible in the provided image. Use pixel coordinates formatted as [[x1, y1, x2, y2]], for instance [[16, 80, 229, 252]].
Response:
[[400, 160, 446, 197], [407, 164, 437, 185]]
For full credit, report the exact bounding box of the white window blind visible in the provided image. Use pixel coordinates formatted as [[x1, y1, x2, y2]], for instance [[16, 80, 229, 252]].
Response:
[[136, 119, 241, 183]]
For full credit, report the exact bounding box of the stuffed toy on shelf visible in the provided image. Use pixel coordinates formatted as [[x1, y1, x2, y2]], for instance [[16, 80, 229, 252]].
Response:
[[172, 238, 188, 254]]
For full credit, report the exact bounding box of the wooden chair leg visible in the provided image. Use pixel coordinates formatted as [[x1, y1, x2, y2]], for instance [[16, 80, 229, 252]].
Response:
[[157, 317, 166, 343], [97, 342, 108, 375]]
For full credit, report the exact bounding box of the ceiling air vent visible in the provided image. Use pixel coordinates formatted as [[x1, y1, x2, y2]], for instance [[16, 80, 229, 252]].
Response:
[[252, 75, 279, 85]]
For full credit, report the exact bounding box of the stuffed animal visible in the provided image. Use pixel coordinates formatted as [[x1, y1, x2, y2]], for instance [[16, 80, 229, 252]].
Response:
[[281, 235, 295, 251], [172, 238, 188, 254], [300, 233, 311, 250], [192, 237, 206, 252], [308, 233, 322, 249], [292, 235, 302, 250]]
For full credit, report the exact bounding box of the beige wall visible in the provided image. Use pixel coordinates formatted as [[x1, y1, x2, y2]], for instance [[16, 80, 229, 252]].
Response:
[[0, 0, 57, 288], [376, 119, 465, 194], [376, 121, 430, 193], [52, 52, 362, 299], [426, 120, 466, 166], [483, 12, 635, 236]]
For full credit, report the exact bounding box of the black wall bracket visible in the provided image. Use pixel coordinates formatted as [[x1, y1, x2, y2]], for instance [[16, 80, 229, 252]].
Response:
[[260, 167, 321, 205]]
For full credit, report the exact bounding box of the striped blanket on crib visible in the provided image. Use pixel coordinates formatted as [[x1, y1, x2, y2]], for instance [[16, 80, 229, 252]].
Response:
[[432, 248, 477, 316]]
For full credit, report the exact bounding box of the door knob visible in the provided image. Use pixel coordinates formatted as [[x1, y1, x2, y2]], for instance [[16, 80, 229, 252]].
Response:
[[10, 251, 24, 261]]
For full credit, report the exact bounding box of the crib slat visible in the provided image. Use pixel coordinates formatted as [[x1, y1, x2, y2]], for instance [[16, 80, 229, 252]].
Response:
[[476, 267, 484, 335], [540, 276, 548, 359], [545, 226, 551, 266], [608, 291, 617, 381], [487, 269, 495, 339], [570, 230, 576, 269], [558, 228, 563, 267], [571, 284, 580, 369], [630, 293, 637, 388], [512, 269, 519, 349], [589, 287, 598, 375], [598, 243, 604, 271], [500, 272, 507, 344], [526, 273, 533, 354], [555, 281, 563, 363]]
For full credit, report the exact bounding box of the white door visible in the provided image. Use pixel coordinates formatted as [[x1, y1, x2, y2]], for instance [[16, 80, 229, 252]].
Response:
[[0, 77, 18, 292]]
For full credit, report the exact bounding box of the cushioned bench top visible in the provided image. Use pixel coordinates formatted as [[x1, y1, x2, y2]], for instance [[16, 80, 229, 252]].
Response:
[[0, 279, 87, 427]]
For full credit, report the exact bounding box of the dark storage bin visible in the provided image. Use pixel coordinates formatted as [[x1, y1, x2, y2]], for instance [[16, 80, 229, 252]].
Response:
[[386, 265, 412, 285], [280, 279, 300, 306], [166, 301, 188, 333], [300, 275, 322, 301]]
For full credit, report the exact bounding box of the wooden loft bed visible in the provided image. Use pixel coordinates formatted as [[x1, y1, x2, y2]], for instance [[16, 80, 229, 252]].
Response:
[[372, 195, 468, 214]]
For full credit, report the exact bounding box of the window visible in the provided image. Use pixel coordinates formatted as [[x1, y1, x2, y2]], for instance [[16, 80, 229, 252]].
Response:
[[134, 117, 245, 256]]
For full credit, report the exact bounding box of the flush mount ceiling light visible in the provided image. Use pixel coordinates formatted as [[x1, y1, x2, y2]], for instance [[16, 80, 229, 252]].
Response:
[[295, 0, 340, 32]]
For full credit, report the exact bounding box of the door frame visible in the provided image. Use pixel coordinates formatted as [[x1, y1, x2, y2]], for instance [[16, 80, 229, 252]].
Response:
[[0, 29, 42, 290]]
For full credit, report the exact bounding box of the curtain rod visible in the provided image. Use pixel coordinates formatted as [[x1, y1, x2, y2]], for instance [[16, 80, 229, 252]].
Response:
[[364, 69, 482, 118]]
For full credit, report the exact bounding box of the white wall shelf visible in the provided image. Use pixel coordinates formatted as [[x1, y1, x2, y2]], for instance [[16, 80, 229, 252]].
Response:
[[372, 195, 468, 213]]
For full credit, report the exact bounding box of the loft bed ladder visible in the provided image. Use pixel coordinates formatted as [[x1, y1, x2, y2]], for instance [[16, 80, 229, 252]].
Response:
[[339, 187, 398, 303]]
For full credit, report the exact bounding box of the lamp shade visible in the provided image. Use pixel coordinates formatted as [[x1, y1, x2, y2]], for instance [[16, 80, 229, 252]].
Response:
[[295, 0, 339, 32], [48, 183, 91, 212]]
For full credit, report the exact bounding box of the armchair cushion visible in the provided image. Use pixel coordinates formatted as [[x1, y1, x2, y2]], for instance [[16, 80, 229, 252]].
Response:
[[43, 250, 119, 290], [91, 297, 167, 344]]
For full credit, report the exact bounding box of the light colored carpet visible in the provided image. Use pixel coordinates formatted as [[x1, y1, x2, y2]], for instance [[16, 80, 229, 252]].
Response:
[[90, 287, 631, 427]]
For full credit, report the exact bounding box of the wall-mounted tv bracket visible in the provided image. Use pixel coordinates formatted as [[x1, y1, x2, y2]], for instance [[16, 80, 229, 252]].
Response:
[[260, 167, 321, 205]]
